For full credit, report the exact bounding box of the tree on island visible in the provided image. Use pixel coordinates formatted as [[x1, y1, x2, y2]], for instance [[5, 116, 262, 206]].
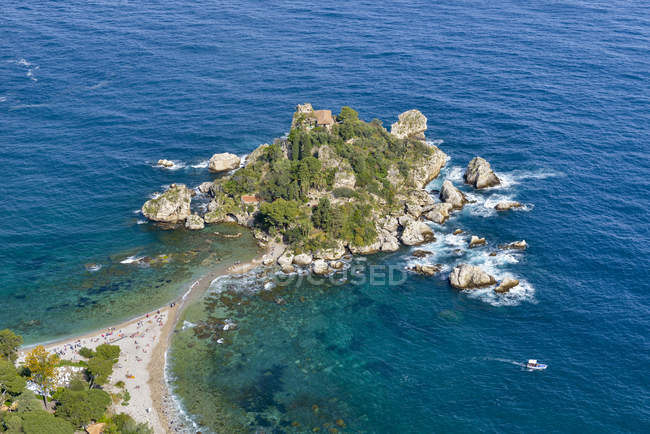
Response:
[[24, 345, 60, 405], [0, 329, 23, 362]]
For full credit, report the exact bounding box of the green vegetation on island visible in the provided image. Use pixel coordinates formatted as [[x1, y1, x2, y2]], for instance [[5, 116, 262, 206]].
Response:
[[143, 104, 448, 262]]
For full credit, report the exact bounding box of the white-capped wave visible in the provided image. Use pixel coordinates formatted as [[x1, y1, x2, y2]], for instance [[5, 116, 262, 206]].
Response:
[[152, 160, 186, 170], [0, 97, 6, 103], [190, 160, 209, 169], [137, 219, 147, 225], [464, 276, 536, 307]]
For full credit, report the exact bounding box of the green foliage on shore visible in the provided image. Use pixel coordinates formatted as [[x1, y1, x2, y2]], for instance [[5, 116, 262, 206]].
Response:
[[0, 330, 22, 363], [0, 331, 153, 433]]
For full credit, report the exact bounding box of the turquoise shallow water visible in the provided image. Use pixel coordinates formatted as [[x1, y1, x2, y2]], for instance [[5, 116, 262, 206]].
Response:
[[2, 0, 650, 432]]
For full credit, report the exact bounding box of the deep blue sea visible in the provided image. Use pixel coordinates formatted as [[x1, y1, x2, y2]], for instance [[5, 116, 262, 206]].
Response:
[[2, 0, 649, 432]]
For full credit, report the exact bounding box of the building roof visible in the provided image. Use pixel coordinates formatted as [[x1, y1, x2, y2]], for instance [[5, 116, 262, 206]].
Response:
[[241, 195, 260, 204], [313, 109, 335, 126]]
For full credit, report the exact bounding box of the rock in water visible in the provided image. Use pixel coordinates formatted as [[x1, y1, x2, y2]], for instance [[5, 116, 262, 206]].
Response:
[[439, 180, 466, 209], [391, 109, 427, 140], [185, 214, 205, 230], [293, 253, 313, 266], [449, 264, 496, 289], [424, 203, 453, 224], [208, 153, 241, 173], [142, 184, 192, 223], [312, 259, 329, 275], [409, 264, 442, 276], [469, 235, 487, 248], [495, 278, 520, 293], [411, 249, 432, 258], [495, 201, 523, 211], [499, 240, 528, 250], [400, 218, 435, 246], [277, 250, 294, 268], [464, 157, 501, 189], [157, 159, 174, 168]]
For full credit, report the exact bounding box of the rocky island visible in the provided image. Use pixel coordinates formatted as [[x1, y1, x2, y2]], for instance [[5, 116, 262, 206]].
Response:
[[142, 104, 522, 292]]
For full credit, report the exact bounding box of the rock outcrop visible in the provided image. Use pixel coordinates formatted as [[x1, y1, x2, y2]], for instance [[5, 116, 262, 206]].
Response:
[[424, 203, 453, 224], [405, 190, 436, 217], [312, 259, 329, 275], [412, 249, 432, 258], [185, 214, 205, 230], [293, 253, 313, 266], [142, 184, 192, 223], [400, 217, 435, 246], [209, 153, 241, 173], [246, 143, 270, 166], [469, 236, 486, 248], [449, 264, 496, 289], [277, 250, 294, 269], [409, 263, 442, 276], [196, 182, 213, 195], [314, 242, 347, 261], [495, 278, 519, 293], [348, 240, 382, 255], [495, 201, 522, 211], [332, 170, 356, 190], [499, 240, 528, 250], [440, 180, 466, 209], [464, 157, 500, 189], [157, 159, 174, 168], [391, 109, 427, 140], [408, 146, 448, 189]]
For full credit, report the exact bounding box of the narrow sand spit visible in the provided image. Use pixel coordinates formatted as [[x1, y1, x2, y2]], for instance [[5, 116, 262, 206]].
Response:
[[18, 240, 285, 433]]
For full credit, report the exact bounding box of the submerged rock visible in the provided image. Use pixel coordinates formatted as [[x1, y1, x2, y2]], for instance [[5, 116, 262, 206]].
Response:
[[495, 201, 523, 211], [449, 264, 496, 289], [469, 235, 487, 248], [400, 218, 435, 246], [208, 153, 240, 173], [439, 180, 466, 209], [411, 249, 432, 258], [424, 203, 453, 224], [390, 109, 427, 140], [464, 157, 501, 189], [142, 184, 192, 223], [185, 214, 205, 230], [495, 278, 520, 293], [409, 263, 442, 276]]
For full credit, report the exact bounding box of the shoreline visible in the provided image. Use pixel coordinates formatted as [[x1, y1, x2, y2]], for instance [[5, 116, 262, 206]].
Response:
[[17, 239, 284, 433]]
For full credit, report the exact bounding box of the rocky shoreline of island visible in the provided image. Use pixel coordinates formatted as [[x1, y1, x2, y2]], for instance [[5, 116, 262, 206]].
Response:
[[143, 104, 529, 294]]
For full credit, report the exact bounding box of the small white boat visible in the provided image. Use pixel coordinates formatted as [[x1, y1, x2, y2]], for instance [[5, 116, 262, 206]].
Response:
[[526, 359, 547, 370]]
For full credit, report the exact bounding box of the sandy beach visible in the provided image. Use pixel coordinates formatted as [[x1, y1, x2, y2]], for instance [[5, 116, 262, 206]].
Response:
[[18, 239, 284, 433]]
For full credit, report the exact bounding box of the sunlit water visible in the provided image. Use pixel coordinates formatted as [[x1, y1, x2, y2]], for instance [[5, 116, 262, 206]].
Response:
[[2, 0, 649, 431]]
